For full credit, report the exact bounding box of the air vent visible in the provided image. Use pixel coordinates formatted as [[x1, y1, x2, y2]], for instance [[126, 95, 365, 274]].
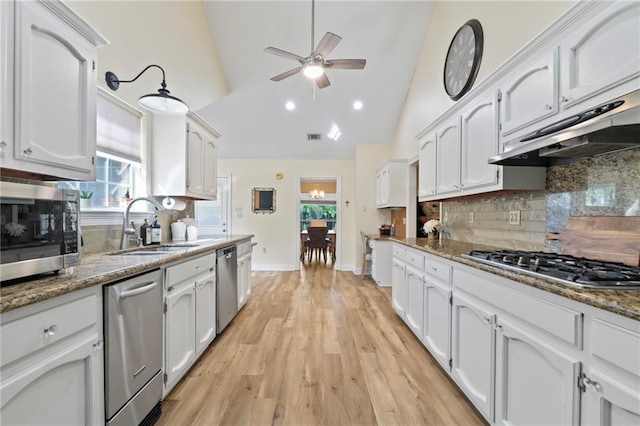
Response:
[[307, 133, 322, 141]]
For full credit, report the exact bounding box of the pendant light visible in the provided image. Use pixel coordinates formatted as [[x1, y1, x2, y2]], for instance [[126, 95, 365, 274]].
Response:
[[105, 65, 188, 115], [309, 184, 325, 199]]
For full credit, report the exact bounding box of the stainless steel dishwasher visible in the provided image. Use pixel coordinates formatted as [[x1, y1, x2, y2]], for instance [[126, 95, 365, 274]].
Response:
[[104, 269, 163, 426], [216, 245, 238, 333]]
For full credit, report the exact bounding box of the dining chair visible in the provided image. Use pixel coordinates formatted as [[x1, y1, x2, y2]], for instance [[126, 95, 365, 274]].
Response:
[[360, 231, 372, 278], [306, 226, 330, 263]]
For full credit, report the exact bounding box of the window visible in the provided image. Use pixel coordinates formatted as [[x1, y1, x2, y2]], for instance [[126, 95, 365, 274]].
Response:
[[300, 203, 337, 230]]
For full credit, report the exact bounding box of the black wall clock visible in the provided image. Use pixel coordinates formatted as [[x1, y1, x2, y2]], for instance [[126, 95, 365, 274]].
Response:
[[443, 19, 484, 101]]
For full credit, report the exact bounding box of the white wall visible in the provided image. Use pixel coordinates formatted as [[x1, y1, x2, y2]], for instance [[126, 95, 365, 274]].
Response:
[[392, 0, 575, 159], [218, 159, 356, 271], [67, 0, 228, 111]]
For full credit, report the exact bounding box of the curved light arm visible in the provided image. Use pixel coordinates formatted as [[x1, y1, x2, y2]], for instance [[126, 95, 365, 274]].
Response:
[[106, 65, 167, 91]]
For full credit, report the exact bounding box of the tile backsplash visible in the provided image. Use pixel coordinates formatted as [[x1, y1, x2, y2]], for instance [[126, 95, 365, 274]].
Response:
[[442, 147, 640, 251]]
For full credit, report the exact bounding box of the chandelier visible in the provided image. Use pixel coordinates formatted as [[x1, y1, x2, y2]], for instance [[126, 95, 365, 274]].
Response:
[[309, 185, 325, 199]]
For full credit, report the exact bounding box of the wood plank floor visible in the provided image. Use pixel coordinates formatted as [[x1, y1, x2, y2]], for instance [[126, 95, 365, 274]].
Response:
[[158, 263, 485, 426]]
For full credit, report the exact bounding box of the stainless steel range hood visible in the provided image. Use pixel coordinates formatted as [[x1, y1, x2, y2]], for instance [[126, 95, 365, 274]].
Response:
[[489, 89, 640, 166]]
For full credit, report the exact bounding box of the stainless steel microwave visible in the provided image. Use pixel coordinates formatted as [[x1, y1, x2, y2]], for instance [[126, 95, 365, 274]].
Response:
[[1, 181, 81, 282]]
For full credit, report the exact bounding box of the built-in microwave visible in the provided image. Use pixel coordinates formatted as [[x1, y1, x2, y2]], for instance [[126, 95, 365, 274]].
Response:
[[0, 181, 80, 283]]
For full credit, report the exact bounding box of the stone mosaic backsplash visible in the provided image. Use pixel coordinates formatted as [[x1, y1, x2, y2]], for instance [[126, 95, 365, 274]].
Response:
[[442, 147, 640, 251]]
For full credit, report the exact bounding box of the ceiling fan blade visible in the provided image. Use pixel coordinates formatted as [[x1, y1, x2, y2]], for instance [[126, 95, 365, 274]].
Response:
[[313, 32, 342, 57], [325, 59, 367, 70], [264, 47, 305, 63], [315, 73, 331, 89], [271, 67, 302, 82]]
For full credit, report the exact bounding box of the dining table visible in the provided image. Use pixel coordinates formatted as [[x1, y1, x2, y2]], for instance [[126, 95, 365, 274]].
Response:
[[300, 229, 336, 262]]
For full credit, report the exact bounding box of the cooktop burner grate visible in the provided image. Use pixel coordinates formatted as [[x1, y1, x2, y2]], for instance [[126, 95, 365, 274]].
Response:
[[464, 250, 640, 289]]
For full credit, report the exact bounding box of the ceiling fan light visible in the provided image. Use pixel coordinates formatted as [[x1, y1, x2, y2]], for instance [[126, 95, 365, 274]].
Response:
[[303, 64, 324, 79]]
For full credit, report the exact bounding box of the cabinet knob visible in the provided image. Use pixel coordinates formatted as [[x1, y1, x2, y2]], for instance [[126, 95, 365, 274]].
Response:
[[483, 317, 491, 324], [44, 324, 58, 336], [93, 340, 104, 350], [544, 104, 553, 110], [495, 323, 503, 331], [432, 266, 438, 272], [583, 375, 601, 391], [23, 148, 33, 155], [560, 96, 570, 103]]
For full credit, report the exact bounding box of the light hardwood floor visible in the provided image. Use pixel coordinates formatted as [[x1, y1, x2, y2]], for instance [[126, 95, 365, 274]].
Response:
[[158, 263, 485, 426]]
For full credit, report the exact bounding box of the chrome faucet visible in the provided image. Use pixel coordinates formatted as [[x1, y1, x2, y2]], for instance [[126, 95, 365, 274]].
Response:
[[120, 197, 165, 249]]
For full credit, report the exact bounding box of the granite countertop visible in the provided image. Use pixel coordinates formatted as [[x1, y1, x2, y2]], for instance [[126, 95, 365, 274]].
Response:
[[0, 235, 254, 314], [388, 237, 640, 322]]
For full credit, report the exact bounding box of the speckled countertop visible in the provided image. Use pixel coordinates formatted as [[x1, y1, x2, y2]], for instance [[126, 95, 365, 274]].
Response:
[[387, 237, 640, 322], [0, 235, 253, 314]]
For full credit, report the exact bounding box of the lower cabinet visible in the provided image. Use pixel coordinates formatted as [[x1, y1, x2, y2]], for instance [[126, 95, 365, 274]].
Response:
[[370, 239, 393, 287], [392, 256, 407, 317], [0, 287, 103, 425], [405, 264, 424, 338], [495, 317, 581, 426], [423, 277, 451, 371], [451, 292, 496, 421], [237, 242, 252, 310], [164, 253, 216, 395], [581, 368, 640, 425]]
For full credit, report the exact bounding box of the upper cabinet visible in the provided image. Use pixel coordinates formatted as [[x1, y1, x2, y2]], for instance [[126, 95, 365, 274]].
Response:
[[151, 112, 219, 200], [559, 1, 640, 111], [417, 0, 638, 202], [376, 160, 408, 208], [0, 0, 107, 180]]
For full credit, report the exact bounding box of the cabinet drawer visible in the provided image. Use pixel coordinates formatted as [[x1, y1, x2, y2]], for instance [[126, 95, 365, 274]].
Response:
[[591, 318, 640, 379], [425, 256, 452, 283], [0, 294, 97, 367], [166, 253, 216, 287], [455, 268, 582, 348], [392, 244, 406, 262], [406, 249, 425, 270], [237, 242, 252, 257]]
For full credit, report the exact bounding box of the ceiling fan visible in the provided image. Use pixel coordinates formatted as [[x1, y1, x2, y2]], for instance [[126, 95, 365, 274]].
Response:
[[263, 0, 366, 89]]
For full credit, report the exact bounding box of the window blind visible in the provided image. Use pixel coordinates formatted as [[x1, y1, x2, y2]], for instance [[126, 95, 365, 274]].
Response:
[[96, 89, 144, 163]]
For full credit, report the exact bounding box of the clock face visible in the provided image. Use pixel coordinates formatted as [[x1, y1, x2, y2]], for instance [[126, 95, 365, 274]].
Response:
[[444, 19, 483, 101]]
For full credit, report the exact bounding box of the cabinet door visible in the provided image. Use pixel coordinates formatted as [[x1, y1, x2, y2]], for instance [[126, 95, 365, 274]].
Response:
[[436, 116, 461, 195], [14, 1, 96, 179], [560, 1, 640, 109], [499, 48, 559, 137], [165, 282, 196, 391], [418, 133, 437, 198], [451, 292, 495, 422], [0, 333, 102, 425], [423, 278, 451, 371], [187, 121, 205, 196], [582, 367, 640, 426], [244, 254, 252, 301], [237, 255, 247, 309], [495, 317, 581, 426], [461, 93, 499, 192], [405, 265, 424, 337], [202, 135, 218, 198], [195, 271, 216, 356], [392, 259, 406, 317], [0, 1, 12, 164]]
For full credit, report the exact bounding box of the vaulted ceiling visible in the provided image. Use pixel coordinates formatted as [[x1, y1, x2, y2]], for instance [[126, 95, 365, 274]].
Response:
[[197, 1, 433, 160]]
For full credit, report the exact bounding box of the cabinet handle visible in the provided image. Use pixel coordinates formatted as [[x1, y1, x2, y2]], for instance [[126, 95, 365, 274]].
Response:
[[544, 104, 552, 110], [93, 340, 104, 351], [0, 141, 6, 147], [583, 375, 601, 391], [167, 286, 174, 292], [560, 96, 570, 103], [495, 323, 503, 331], [483, 317, 491, 324], [432, 266, 438, 272], [44, 324, 58, 336], [23, 148, 33, 155]]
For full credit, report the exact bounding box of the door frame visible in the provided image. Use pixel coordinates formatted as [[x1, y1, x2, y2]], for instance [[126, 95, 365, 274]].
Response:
[[295, 174, 342, 270]]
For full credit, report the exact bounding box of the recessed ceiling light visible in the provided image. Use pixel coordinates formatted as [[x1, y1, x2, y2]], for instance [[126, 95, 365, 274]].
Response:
[[328, 124, 341, 141], [285, 101, 296, 111], [353, 100, 363, 110]]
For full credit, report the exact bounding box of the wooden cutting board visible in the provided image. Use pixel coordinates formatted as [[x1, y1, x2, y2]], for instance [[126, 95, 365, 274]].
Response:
[[546, 216, 640, 266]]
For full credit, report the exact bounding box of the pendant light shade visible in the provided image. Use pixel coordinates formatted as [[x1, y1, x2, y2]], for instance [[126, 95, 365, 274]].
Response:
[[105, 65, 188, 115]]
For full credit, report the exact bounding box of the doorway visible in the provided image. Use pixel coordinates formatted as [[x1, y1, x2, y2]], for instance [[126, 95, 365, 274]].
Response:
[[195, 175, 231, 236], [296, 175, 342, 270]]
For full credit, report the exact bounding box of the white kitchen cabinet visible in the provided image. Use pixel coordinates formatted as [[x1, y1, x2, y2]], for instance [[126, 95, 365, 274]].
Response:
[[164, 280, 196, 392], [391, 244, 407, 318], [494, 317, 581, 426], [151, 112, 220, 200], [0, 287, 103, 425], [376, 159, 408, 208], [370, 239, 392, 287], [1, 0, 107, 180], [499, 48, 559, 139], [418, 132, 437, 198], [435, 116, 461, 196], [0, 1, 13, 163], [164, 253, 217, 395], [582, 368, 640, 426], [451, 291, 495, 422], [405, 264, 424, 339], [237, 241, 253, 310], [422, 256, 452, 372], [559, 1, 640, 112], [195, 270, 216, 356]]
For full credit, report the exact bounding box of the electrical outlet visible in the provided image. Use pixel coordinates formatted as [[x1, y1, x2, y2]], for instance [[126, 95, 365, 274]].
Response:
[[509, 210, 521, 225], [262, 247, 267, 254], [468, 212, 474, 224], [443, 212, 449, 223]]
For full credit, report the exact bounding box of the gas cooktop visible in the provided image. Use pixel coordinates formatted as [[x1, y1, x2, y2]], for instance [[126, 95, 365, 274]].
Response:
[[463, 250, 640, 290]]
